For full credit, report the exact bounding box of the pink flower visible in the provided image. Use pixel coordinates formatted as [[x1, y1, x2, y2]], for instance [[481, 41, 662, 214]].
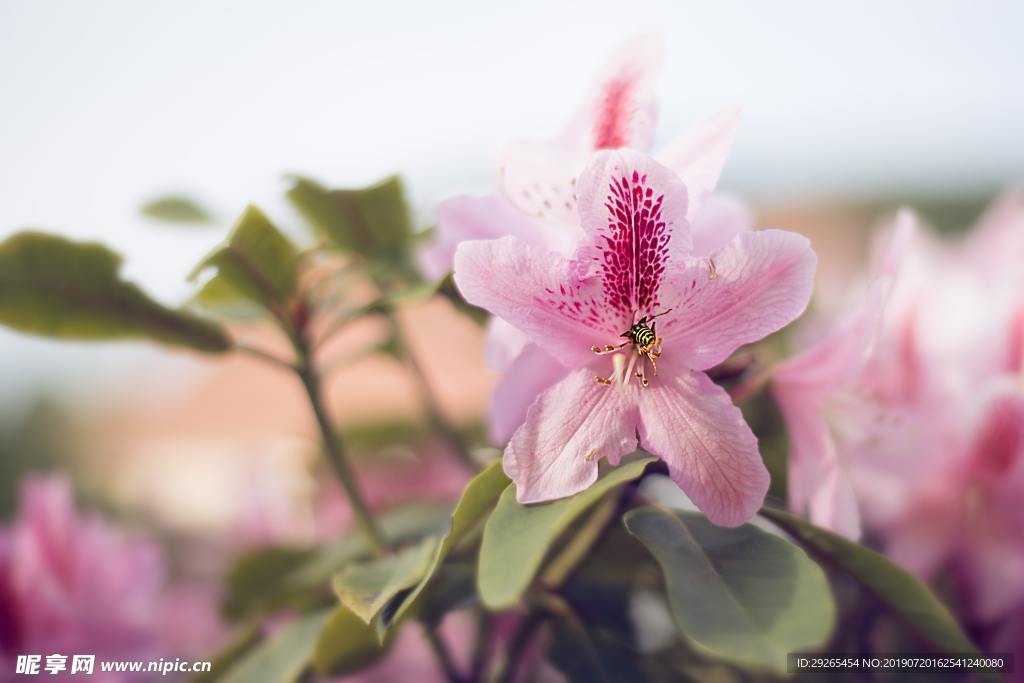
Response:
[[454, 149, 815, 525], [773, 212, 921, 538], [0, 476, 222, 681], [774, 192, 1024, 653], [419, 36, 753, 446]]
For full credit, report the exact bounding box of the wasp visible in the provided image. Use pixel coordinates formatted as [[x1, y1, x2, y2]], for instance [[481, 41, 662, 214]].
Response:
[[591, 309, 672, 388]]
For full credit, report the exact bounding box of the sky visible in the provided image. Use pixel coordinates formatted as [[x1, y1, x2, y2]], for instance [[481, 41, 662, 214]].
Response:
[[1, 0, 1022, 407]]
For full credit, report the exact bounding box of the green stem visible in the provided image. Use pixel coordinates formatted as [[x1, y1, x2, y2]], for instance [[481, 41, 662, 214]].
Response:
[[469, 608, 491, 683], [423, 625, 466, 683], [489, 612, 545, 683], [295, 335, 387, 557], [387, 313, 481, 473]]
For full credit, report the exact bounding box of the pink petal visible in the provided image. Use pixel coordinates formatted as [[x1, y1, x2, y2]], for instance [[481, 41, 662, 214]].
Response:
[[496, 36, 662, 230], [453, 236, 616, 368], [658, 107, 741, 220], [576, 150, 691, 326], [808, 464, 862, 539], [418, 195, 552, 280], [637, 366, 768, 526], [658, 229, 816, 370], [568, 34, 662, 152], [689, 194, 753, 259], [484, 317, 530, 372], [489, 344, 570, 445], [505, 368, 639, 503], [497, 139, 589, 230]]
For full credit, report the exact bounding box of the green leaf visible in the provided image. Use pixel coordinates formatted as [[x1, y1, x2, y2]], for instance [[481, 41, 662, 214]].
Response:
[[220, 610, 329, 683], [478, 456, 656, 610], [189, 274, 266, 320], [221, 547, 320, 621], [549, 619, 652, 683], [759, 507, 984, 657], [377, 460, 511, 635], [192, 626, 261, 683], [222, 503, 452, 622], [190, 206, 299, 314], [286, 175, 412, 265], [311, 604, 390, 677], [141, 195, 214, 224], [623, 506, 835, 673], [333, 536, 439, 624], [0, 231, 229, 352]]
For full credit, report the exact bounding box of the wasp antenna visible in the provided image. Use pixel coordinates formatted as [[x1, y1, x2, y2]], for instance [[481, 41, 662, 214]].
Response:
[[650, 308, 673, 320]]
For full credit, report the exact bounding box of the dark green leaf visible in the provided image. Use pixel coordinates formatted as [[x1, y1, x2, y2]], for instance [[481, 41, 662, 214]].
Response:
[[549, 620, 651, 683], [311, 604, 390, 677], [332, 536, 438, 624], [286, 175, 412, 265], [0, 231, 229, 352], [623, 506, 835, 673], [221, 547, 320, 621], [478, 456, 656, 609], [222, 503, 452, 622], [141, 195, 214, 224], [759, 507, 984, 657], [378, 460, 511, 635], [190, 206, 298, 314], [220, 610, 329, 683], [192, 626, 261, 683]]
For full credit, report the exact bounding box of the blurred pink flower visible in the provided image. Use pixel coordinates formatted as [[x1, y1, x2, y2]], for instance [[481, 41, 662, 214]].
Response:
[[0, 476, 222, 681], [455, 149, 815, 526], [775, 191, 1024, 653]]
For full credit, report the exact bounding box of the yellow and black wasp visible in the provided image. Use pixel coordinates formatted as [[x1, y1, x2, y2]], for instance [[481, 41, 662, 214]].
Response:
[[591, 309, 672, 387]]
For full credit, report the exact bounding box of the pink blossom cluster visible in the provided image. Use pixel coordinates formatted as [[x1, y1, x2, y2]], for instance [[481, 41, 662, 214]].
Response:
[[430, 38, 816, 526], [0, 476, 221, 682], [774, 192, 1024, 654]]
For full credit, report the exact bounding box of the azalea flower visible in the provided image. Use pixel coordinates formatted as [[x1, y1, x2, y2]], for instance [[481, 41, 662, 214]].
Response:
[[454, 149, 815, 525], [419, 36, 754, 445], [0, 476, 222, 681], [774, 192, 1024, 656]]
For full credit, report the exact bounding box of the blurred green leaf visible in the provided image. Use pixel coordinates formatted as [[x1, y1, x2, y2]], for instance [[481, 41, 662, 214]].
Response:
[[190, 206, 299, 316], [624, 506, 835, 673], [286, 175, 412, 271], [222, 547, 320, 621], [220, 610, 329, 683], [333, 536, 438, 624], [0, 231, 229, 352], [222, 503, 451, 622], [311, 604, 390, 677], [759, 507, 985, 658], [549, 618, 652, 683], [478, 456, 656, 610], [193, 626, 261, 683], [141, 195, 214, 224], [189, 274, 266, 321], [378, 461, 510, 636]]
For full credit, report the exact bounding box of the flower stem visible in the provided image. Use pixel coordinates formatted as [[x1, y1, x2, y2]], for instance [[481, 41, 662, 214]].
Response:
[[387, 314, 481, 473], [295, 334, 388, 557], [423, 625, 466, 683]]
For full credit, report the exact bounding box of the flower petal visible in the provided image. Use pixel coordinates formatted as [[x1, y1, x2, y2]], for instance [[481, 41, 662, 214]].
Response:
[[576, 150, 691, 326], [505, 368, 639, 503], [567, 34, 662, 152], [637, 366, 768, 526], [658, 107, 741, 220], [484, 317, 530, 372], [489, 344, 570, 444], [453, 236, 616, 368], [658, 229, 816, 370], [689, 194, 753, 259], [418, 195, 553, 280], [496, 36, 662, 228]]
